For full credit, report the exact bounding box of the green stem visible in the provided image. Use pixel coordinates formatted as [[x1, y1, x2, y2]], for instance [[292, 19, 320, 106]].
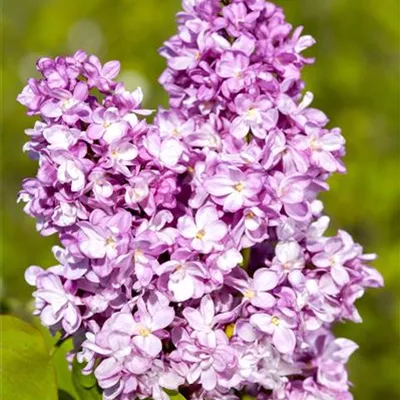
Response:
[[50, 336, 67, 357], [241, 247, 251, 271]]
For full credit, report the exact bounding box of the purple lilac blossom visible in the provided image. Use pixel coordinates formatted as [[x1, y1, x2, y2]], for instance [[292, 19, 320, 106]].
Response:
[[18, 1, 383, 399]]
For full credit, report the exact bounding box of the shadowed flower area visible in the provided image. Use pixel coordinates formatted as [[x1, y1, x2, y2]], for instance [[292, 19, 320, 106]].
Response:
[[1, 1, 399, 399]]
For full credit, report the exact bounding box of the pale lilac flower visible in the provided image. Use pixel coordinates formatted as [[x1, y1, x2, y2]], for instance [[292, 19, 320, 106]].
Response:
[[230, 94, 279, 139], [250, 312, 296, 354], [216, 52, 249, 96], [241, 207, 270, 245], [293, 123, 345, 172], [204, 167, 263, 212], [182, 295, 216, 345], [84, 57, 121, 91], [223, 2, 260, 37], [272, 172, 311, 220], [87, 107, 129, 143], [158, 256, 206, 302], [262, 129, 308, 173], [177, 205, 228, 253], [235, 336, 291, 390], [25, 267, 82, 334], [52, 202, 80, 227], [88, 169, 114, 200], [233, 268, 279, 309], [312, 231, 359, 287], [41, 82, 90, 124], [144, 129, 185, 170], [185, 116, 222, 150], [176, 331, 237, 391], [136, 361, 185, 400], [167, 48, 202, 71], [18, 2, 383, 398], [112, 86, 153, 115], [156, 110, 194, 139], [57, 157, 86, 192], [106, 139, 139, 176], [211, 33, 255, 57], [315, 336, 358, 392], [43, 125, 80, 150], [78, 210, 132, 261], [17, 79, 44, 112], [272, 240, 305, 284], [131, 299, 175, 357], [216, 248, 243, 273], [124, 176, 149, 207], [82, 314, 151, 397], [277, 91, 328, 128]]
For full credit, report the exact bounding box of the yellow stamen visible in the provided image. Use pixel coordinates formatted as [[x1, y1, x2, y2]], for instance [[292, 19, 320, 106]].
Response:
[[225, 323, 235, 339], [62, 98, 75, 110], [106, 237, 116, 246], [247, 108, 257, 117], [243, 289, 255, 299], [271, 316, 280, 326], [134, 248, 143, 260], [138, 327, 151, 337], [246, 211, 255, 219], [309, 138, 320, 150], [234, 182, 244, 192], [196, 229, 205, 239], [283, 263, 291, 271]]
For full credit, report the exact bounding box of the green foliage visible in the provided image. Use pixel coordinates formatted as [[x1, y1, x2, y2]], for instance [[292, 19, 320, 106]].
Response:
[[58, 390, 77, 400], [1, 0, 399, 399], [165, 389, 187, 400], [72, 360, 102, 400], [0, 315, 58, 400], [51, 338, 79, 399], [30, 321, 79, 399], [240, 247, 251, 270]]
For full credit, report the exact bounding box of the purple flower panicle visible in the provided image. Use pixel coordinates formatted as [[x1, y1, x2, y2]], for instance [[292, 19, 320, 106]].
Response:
[[19, 1, 382, 399]]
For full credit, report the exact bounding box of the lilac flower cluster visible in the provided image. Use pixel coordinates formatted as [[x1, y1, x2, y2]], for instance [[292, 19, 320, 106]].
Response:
[[18, 1, 383, 399]]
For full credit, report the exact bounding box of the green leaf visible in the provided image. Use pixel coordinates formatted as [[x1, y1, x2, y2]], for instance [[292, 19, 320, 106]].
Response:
[[240, 247, 251, 270], [165, 389, 187, 400], [58, 389, 76, 400], [72, 359, 102, 400], [32, 321, 79, 399], [0, 315, 58, 400], [51, 338, 79, 399]]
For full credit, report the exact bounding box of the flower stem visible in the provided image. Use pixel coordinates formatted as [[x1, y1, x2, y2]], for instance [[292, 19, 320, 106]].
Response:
[[241, 247, 251, 270]]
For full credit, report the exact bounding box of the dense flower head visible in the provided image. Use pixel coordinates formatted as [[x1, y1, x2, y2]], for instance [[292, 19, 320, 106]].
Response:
[[19, 1, 383, 400]]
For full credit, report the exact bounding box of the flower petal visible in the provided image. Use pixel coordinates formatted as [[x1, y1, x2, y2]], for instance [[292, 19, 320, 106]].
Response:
[[273, 326, 296, 354], [132, 334, 162, 358]]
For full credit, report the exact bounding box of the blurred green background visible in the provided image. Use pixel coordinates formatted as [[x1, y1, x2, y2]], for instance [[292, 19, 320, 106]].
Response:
[[1, 0, 399, 399]]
